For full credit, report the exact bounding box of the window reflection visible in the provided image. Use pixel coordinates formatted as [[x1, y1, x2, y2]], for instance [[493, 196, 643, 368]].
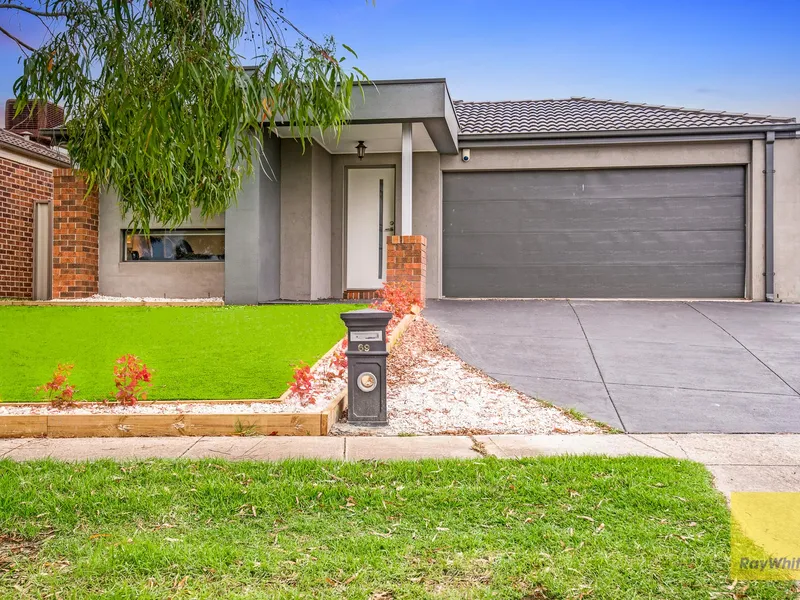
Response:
[[124, 229, 225, 261]]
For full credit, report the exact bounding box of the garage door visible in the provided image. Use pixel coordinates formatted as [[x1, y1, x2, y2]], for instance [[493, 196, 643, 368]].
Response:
[[442, 167, 746, 298]]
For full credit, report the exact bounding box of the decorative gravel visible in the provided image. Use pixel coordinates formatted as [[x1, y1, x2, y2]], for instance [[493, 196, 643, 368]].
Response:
[[331, 318, 600, 436], [50, 295, 223, 303]]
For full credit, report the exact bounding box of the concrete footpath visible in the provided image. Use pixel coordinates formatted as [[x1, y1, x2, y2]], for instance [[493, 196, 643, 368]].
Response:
[[2, 434, 799, 497]]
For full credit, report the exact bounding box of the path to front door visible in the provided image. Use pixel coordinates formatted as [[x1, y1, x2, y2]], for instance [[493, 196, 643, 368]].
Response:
[[425, 300, 800, 433]]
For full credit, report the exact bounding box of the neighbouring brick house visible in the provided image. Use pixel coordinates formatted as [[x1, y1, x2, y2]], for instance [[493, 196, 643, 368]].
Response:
[[0, 127, 99, 300], [0, 137, 53, 298]]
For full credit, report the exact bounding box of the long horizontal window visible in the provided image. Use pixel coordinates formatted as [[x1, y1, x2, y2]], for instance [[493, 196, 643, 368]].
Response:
[[123, 229, 225, 262]]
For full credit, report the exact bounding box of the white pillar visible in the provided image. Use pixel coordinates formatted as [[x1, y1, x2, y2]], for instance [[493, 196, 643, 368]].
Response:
[[400, 122, 413, 235]]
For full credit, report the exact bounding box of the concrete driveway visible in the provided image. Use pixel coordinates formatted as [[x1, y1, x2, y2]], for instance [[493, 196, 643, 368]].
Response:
[[424, 300, 800, 433]]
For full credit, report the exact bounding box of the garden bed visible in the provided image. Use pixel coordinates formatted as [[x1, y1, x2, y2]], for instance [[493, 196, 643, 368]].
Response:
[[0, 304, 355, 401], [0, 313, 415, 439], [0, 303, 600, 438]]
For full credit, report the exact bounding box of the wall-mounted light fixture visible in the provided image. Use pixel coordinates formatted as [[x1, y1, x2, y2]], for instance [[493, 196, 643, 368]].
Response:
[[356, 140, 367, 160]]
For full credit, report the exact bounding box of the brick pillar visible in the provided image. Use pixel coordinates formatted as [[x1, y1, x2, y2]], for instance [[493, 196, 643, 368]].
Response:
[[52, 169, 98, 299], [386, 235, 426, 306]]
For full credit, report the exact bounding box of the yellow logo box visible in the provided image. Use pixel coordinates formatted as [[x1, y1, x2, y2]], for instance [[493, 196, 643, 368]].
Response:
[[731, 492, 800, 581]]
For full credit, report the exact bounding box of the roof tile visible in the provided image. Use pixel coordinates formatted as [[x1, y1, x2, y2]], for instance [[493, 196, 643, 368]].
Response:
[[454, 97, 796, 135], [0, 128, 70, 164]]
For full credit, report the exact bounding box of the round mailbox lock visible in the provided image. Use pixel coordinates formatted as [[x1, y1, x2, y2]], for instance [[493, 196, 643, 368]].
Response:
[[356, 371, 378, 393]]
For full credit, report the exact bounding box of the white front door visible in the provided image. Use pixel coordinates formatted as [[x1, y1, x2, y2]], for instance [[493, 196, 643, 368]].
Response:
[[346, 168, 396, 289]]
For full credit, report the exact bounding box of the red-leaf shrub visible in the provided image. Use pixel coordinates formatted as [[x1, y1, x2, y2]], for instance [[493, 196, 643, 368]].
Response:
[[37, 363, 77, 408], [289, 361, 315, 406], [370, 281, 419, 319], [112, 354, 152, 406], [327, 339, 348, 380]]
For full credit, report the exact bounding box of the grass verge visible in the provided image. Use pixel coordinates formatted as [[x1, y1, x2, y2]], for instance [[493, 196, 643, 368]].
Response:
[[0, 456, 795, 598], [0, 305, 362, 401]]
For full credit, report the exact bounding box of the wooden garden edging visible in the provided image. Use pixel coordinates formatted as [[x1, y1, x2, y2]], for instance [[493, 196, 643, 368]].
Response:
[[0, 312, 417, 439], [0, 412, 325, 439]]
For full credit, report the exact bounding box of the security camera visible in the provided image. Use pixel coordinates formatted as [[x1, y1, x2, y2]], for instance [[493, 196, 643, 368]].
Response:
[[461, 148, 471, 162]]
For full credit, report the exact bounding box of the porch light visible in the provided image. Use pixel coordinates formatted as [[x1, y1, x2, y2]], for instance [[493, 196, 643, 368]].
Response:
[[356, 140, 367, 160]]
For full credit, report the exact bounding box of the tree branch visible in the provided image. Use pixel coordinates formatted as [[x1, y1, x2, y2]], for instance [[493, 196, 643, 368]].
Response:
[[253, 0, 322, 50], [0, 2, 68, 17], [0, 23, 35, 52]]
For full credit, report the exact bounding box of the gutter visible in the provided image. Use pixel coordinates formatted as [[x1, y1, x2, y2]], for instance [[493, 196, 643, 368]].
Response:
[[39, 125, 68, 143], [458, 122, 800, 143], [765, 131, 776, 302], [460, 131, 798, 148]]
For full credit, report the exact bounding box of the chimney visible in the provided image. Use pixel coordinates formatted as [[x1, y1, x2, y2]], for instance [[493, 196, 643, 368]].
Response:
[[4, 99, 65, 146]]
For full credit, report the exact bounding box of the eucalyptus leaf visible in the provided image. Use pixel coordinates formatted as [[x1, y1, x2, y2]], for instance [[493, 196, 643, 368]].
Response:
[[7, 0, 369, 231]]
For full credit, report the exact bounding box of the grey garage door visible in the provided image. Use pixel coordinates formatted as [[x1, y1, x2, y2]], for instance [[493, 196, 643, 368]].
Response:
[[442, 167, 746, 298]]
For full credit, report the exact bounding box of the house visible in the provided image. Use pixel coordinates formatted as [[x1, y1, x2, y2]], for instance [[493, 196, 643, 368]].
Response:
[[0, 127, 75, 300], [7, 78, 800, 303]]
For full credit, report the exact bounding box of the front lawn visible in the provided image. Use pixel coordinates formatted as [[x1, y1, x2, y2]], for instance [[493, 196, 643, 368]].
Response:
[[0, 457, 794, 599], [0, 305, 360, 401]]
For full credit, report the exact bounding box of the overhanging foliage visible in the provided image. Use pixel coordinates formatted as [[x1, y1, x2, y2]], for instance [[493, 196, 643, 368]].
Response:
[[3, 0, 366, 230]]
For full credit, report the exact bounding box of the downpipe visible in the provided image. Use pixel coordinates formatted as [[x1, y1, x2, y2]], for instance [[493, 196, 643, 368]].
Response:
[[765, 131, 775, 302]]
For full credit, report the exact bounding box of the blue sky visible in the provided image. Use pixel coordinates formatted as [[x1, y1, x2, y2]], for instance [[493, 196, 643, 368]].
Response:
[[2, 0, 799, 118]]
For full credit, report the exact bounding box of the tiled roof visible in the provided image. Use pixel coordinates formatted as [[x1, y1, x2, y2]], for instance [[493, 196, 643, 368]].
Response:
[[0, 128, 70, 164], [454, 97, 797, 136]]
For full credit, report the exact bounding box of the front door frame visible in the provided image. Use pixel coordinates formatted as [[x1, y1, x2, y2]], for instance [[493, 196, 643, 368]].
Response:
[[343, 164, 397, 291], [32, 199, 53, 300]]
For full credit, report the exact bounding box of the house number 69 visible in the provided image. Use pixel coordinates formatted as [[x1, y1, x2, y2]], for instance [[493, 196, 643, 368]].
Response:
[[358, 343, 370, 352]]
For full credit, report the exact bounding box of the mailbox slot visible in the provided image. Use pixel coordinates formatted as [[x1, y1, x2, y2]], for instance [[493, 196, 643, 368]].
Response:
[[350, 330, 383, 343]]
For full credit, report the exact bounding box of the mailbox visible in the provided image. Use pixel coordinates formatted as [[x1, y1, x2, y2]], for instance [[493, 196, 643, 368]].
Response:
[[340, 308, 393, 426]]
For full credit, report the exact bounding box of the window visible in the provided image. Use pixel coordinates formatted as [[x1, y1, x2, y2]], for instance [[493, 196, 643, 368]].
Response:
[[123, 229, 225, 262]]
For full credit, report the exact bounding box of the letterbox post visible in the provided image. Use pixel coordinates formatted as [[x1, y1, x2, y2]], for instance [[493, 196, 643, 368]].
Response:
[[340, 308, 393, 426]]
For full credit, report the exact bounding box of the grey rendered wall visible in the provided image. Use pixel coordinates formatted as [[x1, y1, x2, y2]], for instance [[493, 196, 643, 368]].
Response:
[[225, 130, 282, 304], [412, 152, 442, 298], [440, 141, 751, 172], [311, 144, 332, 299], [773, 137, 800, 302], [98, 188, 224, 298], [280, 140, 312, 299], [259, 134, 282, 301], [346, 80, 458, 154], [280, 141, 332, 300], [224, 142, 260, 304]]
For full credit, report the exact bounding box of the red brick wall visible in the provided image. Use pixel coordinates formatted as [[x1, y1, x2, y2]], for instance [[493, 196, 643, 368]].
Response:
[[386, 235, 427, 306], [343, 289, 380, 300], [52, 169, 98, 299], [0, 156, 52, 298]]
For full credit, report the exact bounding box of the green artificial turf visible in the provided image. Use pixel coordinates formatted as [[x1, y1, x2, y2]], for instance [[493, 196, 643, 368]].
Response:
[[0, 457, 793, 599], [0, 305, 362, 401]]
